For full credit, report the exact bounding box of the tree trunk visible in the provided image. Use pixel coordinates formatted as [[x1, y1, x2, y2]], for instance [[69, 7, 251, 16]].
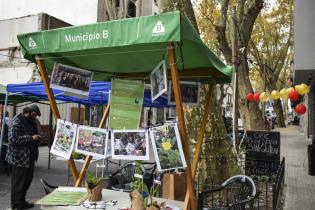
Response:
[[97, 0, 110, 22], [274, 99, 286, 127], [237, 57, 265, 130], [266, 79, 286, 128]]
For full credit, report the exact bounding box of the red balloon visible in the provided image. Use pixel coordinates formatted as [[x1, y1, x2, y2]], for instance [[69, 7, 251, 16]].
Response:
[[246, 93, 254, 101], [253, 92, 261, 102], [295, 103, 307, 115], [288, 90, 299, 101]]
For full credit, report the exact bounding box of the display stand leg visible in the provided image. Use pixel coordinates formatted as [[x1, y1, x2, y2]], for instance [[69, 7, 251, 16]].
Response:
[[75, 105, 110, 187], [168, 43, 196, 210], [183, 85, 214, 210], [35, 57, 79, 182]]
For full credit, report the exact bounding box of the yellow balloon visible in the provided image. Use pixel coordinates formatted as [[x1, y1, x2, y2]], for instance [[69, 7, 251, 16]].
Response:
[[295, 84, 304, 95], [286, 87, 295, 95], [300, 83, 310, 95], [259, 92, 269, 102], [271, 90, 280, 100], [280, 88, 288, 99]]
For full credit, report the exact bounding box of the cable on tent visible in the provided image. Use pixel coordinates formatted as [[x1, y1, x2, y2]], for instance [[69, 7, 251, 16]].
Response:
[[35, 47, 174, 60]]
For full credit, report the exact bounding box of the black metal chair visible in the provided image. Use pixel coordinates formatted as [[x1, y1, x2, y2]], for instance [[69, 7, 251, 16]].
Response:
[[110, 161, 157, 192], [39, 178, 58, 194], [198, 175, 256, 210], [110, 162, 137, 192]]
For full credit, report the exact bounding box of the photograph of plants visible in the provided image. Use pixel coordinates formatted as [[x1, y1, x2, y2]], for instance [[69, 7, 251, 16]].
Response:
[[75, 126, 109, 158], [111, 130, 149, 160], [50, 119, 77, 160], [150, 124, 186, 171]]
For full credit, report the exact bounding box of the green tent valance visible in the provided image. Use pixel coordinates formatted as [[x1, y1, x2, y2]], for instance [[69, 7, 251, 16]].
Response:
[[17, 11, 231, 83]]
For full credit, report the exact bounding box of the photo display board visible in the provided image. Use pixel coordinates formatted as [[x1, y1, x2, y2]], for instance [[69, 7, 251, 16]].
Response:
[[168, 81, 200, 105], [244, 130, 280, 176], [150, 60, 167, 102], [150, 123, 186, 172], [50, 120, 77, 160], [75, 126, 109, 158], [51, 63, 93, 97], [111, 130, 149, 160], [109, 79, 144, 130]]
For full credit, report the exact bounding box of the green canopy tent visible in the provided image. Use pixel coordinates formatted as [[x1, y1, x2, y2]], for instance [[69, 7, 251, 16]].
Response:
[[18, 11, 231, 83], [17, 11, 232, 210]]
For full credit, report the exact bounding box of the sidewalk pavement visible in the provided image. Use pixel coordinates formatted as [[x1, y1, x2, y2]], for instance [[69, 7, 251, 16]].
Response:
[[278, 126, 315, 210]]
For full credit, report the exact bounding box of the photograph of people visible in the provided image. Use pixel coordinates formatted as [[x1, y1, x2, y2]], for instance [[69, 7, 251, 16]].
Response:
[[111, 130, 149, 160], [168, 81, 200, 105], [75, 126, 108, 158], [51, 63, 93, 96]]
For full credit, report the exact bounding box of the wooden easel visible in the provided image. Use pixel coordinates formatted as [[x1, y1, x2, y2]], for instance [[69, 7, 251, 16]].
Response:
[[36, 42, 212, 210]]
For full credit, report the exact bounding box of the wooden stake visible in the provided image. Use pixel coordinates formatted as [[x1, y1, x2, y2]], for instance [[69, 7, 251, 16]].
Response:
[[35, 57, 79, 181], [74, 105, 110, 187], [168, 43, 196, 210], [183, 84, 214, 210]]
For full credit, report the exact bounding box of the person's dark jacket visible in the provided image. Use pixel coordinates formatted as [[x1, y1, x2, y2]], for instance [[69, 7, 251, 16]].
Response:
[[6, 113, 38, 168]]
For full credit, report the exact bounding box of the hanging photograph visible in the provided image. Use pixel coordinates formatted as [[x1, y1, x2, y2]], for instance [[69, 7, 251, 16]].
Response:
[[150, 123, 186, 171], [50, 119, 77, 160], [50, 63, 93, 96], [75, 126, 109, 158], [168, 81, 200, 105], [111, 130, 149, 160], [150, 60, 167, 102], [109, 79, 144, 130]]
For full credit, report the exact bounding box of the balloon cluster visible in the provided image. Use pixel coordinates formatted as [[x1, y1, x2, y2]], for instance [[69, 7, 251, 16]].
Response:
[[246, 83, 310, 115]]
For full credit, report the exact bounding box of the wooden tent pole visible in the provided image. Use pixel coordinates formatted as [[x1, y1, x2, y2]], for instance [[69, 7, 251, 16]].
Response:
[[74, 105, 110, 187], [168, 43, 196, 210], [35, 57, 79, 181], [183, 85, 214, 210]]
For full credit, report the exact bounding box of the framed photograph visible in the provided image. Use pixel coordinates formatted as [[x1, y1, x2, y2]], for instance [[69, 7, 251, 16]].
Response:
[[50, 63, 93, 96], [111, 130, 149, 160], [75, 126, 109, 158], [168, 81, 200, 105], [150, 60, 167, 102], [50, 119, 77, 160], [150, 123, 187, 172]]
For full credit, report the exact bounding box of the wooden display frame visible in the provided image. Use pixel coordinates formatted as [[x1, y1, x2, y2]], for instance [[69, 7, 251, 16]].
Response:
[[35, 42, 212, 210]]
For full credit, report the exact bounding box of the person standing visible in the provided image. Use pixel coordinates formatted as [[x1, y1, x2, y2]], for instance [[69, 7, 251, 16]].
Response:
[[6, 105, 42, 210]]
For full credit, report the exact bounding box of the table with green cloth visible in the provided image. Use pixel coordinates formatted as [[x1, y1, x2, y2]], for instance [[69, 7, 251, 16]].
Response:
[[38, 187, 183, 210]]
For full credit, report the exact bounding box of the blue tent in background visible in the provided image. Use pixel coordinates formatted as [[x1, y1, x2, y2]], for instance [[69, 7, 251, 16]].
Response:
[[6, 81, 170, 107]]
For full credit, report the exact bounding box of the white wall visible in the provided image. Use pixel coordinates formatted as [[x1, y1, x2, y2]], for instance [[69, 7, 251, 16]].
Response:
[[294, 0, 315, 71], [0, 0, 97, 25], [10, 102, 79, 125]]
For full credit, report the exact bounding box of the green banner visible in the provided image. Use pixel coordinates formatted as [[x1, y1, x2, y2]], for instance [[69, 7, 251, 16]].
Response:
[[109, 79, 144, 130]]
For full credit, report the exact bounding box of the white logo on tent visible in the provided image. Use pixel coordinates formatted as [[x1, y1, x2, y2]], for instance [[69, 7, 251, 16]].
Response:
[[29, 37, 37, 49], [152, 21, 165, 36]]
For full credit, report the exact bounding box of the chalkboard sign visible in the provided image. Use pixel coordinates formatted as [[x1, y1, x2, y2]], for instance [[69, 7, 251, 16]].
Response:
[[244, 130, 280, 176]]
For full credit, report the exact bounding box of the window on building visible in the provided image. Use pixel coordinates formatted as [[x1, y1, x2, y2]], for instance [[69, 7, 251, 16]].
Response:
[[127, 0, 136, 18], [227, 93, 232, 104]]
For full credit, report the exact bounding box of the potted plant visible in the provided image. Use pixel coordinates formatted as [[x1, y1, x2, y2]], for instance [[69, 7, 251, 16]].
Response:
[[130, 161, 161, 210], [85, 172, 103, 202]]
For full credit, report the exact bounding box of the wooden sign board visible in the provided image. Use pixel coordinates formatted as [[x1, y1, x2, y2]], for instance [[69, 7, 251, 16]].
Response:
[[244, 130, 280, 176]]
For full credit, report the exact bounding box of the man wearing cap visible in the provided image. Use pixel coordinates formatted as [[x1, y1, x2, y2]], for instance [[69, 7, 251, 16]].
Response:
[[6, 105, 42, 210]]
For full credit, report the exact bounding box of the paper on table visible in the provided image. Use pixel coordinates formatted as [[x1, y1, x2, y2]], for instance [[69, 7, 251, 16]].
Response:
[[36, 188, 86, 206]]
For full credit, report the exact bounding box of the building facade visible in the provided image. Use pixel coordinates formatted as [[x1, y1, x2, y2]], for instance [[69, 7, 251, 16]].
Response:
[[293, 0, 315, 138]]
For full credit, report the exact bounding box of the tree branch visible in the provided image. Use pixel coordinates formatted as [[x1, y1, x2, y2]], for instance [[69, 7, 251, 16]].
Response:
[[237, 0, 246, 24], [215, 0, 232, 64], [240, 0, 264, 46]]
